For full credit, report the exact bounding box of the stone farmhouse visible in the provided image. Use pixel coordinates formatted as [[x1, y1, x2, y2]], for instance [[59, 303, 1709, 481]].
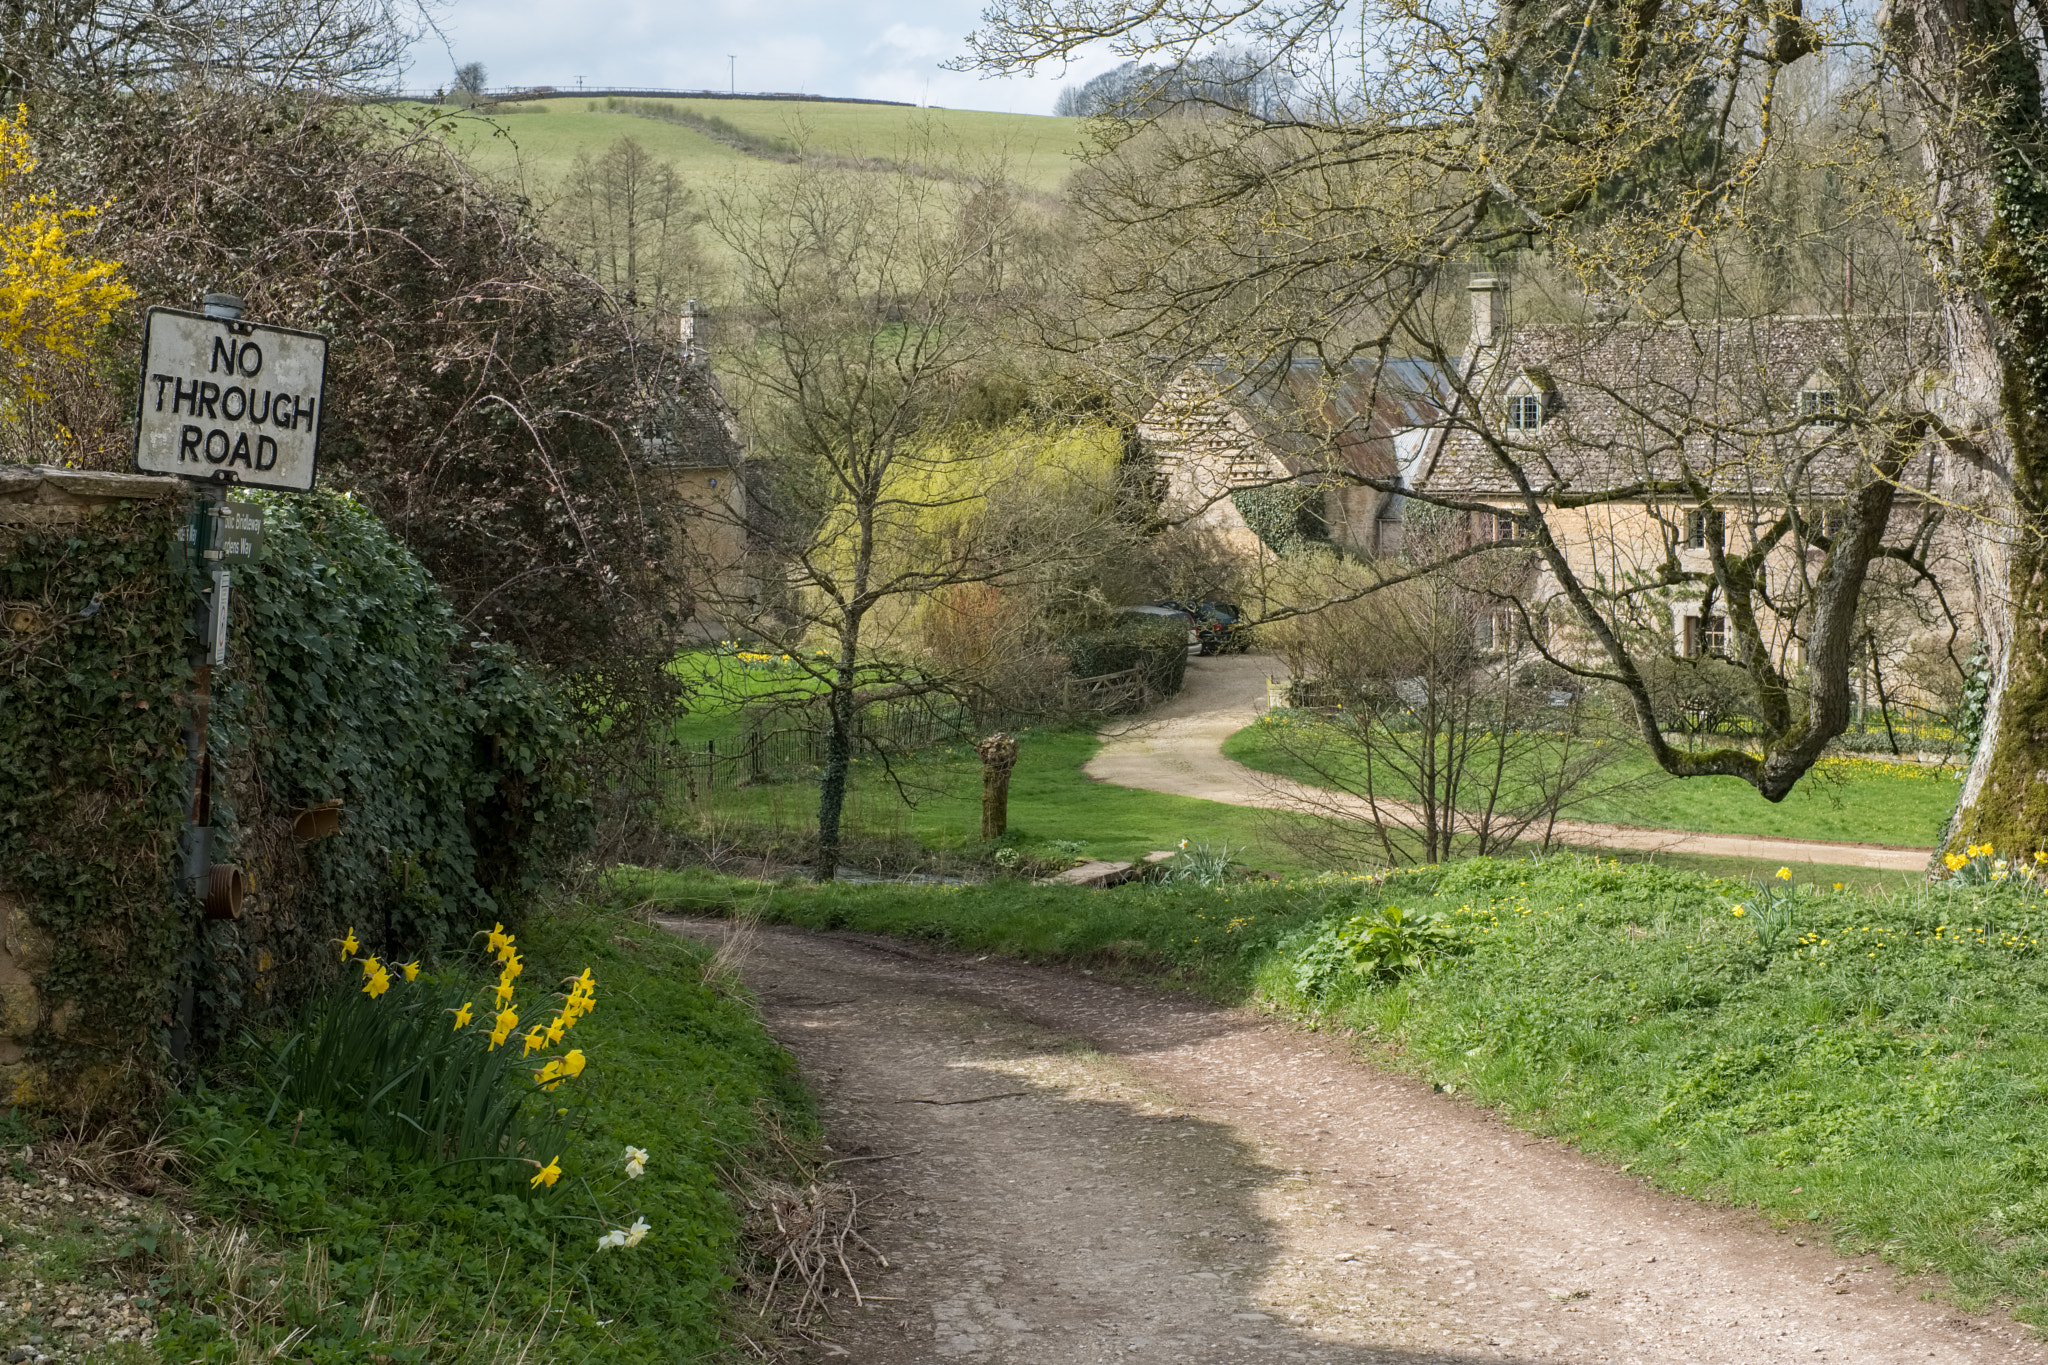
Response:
[[1140, 279, 1972, 702]]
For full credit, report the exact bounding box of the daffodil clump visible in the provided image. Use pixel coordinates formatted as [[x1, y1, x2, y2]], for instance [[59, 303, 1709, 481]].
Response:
[[330, 924, 658, 1251], [1941, 842, 2048, 891]]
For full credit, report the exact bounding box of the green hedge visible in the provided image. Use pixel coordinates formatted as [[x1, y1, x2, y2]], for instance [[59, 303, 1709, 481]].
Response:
[[1064, 617, 1190, 703], [0, 486, 589, 1104]]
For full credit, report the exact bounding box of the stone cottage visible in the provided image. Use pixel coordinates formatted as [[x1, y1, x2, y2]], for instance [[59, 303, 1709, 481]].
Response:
[[642, 302, 748, 636]]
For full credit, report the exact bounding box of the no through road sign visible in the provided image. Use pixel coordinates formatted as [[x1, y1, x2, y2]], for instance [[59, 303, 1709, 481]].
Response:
[[132, 306, 329, 492]]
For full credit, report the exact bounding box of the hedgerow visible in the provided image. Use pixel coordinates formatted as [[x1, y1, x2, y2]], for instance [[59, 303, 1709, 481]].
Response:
[[0, 484, 588, 1107]]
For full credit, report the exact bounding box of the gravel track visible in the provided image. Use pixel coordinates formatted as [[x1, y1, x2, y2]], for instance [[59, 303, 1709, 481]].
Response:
[[666, 917, 2039, 1364], [1082, 655, 1936, 873]]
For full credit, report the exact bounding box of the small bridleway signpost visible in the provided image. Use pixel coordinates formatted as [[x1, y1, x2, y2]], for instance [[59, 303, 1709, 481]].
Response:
[[132, 294, 328, 1005]]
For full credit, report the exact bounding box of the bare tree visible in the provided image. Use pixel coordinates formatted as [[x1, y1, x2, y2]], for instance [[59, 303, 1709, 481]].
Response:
[[695, 158, 1110, 877], [454, 60, 486, 98], [557, 136, 708, 318]]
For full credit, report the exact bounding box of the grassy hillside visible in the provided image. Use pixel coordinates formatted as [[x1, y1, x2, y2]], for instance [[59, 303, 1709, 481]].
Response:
[[407, 97, 1085, 198]]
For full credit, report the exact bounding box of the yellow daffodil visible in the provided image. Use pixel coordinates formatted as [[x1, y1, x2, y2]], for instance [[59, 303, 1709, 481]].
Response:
[[1833, 883, 1844, 891], [1775, 867, 1791, 881], [360, 955, 380, 979], [1946, 852, 1968, 872], [402, 960, 420, 982], [449, 1002, 475, 1031], [562, 1049, 586, 1078], [1731, 906, 1746, 917], [534, 1059, 564, 1091], [529, 1155, 562, 1189], [522, 1024, 548, 1057], [497, 939, 520, 966], [493, 980, 515, 1009], [362, 964, 392, 998], [484, 922, 509, 953], [545, 1015, 567, 1046], [488, 1007, 518, 1049], [338, 928, 360, 960], [500, 954, 523, 981]]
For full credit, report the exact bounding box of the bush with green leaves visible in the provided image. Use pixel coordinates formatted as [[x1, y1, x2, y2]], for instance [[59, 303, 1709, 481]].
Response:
[[1063, 616, 1190, 701], [0, 483, 588, 1105], [1291, 903, 1468, 995]]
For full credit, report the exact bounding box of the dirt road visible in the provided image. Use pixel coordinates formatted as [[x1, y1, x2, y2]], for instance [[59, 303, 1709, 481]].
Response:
[[1083, 655, 1937, 873], [670, 917, 2038, 1364]]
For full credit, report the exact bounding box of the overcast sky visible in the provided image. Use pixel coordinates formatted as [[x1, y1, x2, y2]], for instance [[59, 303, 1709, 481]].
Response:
[[402, 0, 1125, 114]]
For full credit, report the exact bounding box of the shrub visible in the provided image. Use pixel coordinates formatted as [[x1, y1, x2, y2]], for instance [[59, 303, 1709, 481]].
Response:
[[1063, 616, 1190, 700]]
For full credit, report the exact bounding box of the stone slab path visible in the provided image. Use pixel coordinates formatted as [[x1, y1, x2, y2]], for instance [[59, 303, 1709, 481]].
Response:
[[1082, 656, 1937, 873], [667, 918, 2040, 1363]]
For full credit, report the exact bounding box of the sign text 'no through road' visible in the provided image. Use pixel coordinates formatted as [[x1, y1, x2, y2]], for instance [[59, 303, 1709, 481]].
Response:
[[132, 307, 329, 492]]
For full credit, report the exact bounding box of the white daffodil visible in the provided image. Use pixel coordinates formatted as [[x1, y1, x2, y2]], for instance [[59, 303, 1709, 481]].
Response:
[[624, 1218, 651, 1247], [596, 1228, 627, 1250], [624, 1144, 649, 1178]]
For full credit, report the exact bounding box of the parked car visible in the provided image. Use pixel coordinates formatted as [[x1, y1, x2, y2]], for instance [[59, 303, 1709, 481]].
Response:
[[1160, 600, 1253, 655]]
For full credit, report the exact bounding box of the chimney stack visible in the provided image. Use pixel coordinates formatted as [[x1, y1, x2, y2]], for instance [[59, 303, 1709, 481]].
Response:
[[679, 299, 705, 361], [1468, 275, 1507, 347]]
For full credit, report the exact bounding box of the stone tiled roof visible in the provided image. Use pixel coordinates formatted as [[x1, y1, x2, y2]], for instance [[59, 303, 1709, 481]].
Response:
[[643, 362, 742, 469], [1158, 356, 1452, 483], [1418, 313, 1943, 499]]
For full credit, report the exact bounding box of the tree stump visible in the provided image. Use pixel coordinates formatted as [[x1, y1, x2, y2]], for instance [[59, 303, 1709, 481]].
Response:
[[975, 733, 1020, 840]]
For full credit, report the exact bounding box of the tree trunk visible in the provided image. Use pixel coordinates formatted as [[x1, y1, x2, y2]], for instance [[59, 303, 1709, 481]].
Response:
[[815, 674, 858, 881], [976, 733, 1020, 840], [1890, 0, 2048, 858]]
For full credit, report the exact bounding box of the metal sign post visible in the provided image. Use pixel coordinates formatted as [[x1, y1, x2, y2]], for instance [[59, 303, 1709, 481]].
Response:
[[136, 292, 326, 1057]]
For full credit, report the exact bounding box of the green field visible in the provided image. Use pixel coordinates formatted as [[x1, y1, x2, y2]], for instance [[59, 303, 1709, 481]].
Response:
[[405, 97, 1085, 197], [1223, 712, 1958, 849]]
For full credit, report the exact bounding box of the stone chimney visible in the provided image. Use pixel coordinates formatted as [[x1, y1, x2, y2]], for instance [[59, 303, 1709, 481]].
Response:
[[679, 299, 706, 363], [1468, 275, 1507, 347]]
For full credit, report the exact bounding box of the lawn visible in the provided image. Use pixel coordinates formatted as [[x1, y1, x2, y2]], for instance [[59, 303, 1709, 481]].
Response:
[[1224, 711, 1958, 848], [664, 653, 1943, 886], [625, 851, 2048, 1329]]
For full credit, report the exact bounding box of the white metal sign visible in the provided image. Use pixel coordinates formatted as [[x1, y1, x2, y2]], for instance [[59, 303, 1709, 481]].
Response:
[[132, 307, 329, 492]]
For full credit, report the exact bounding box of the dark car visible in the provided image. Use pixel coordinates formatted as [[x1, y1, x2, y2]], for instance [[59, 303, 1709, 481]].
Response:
[[1159, 600, 1253, 655]]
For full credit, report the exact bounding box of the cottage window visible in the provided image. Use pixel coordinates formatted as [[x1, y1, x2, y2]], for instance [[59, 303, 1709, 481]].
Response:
[[1799, 388, 1841, 424], [1683, 613, 1728, 657], [1484, 510, 1522, 542], [1507, 394, 1544, 431], [1684, 507, 1724, 550], [1478, 608, 1520, 651]]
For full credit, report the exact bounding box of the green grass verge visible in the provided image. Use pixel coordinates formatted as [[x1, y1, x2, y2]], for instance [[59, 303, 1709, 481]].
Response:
[[622, 855, 2048, 1326], [1224, 713, 1957, 847], [165, 898, 812, 1361]]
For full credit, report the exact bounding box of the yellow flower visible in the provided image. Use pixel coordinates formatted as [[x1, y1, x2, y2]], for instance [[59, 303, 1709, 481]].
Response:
[[562, 1049, 586, 1078], [529, 1155, 562, 1189], [360, 955, 380, 979], [1775, 867, 1791, 881], [338, 928, 359, 960], [362, 964, 391, 998], [534, 1059, 564, 1091], [488, 1007, 518, 1049], [493, 978, 515, 1009], [545, 1015, 567, 1046], [497, 940, 520, 968], [1833, 883, 1844, 891], [500, 953, 523, 980], [522, 1025, 548, 1057], [449, 1002, 475, 1031], [1731, 906, 1746, 917], [402, 961, 420, 982], [1945, 853, 1968, 872]]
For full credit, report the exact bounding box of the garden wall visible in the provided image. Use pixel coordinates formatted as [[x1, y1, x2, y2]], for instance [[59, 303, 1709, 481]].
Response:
[[0, 466, 588, 1114]]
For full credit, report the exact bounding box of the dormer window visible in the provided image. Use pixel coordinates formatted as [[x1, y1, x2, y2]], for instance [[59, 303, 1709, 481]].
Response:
[[1505, 370, 1555, 432], [1799, 387, 1840, 423]]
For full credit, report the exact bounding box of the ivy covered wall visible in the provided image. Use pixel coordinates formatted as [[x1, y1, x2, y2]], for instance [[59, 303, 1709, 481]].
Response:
[[0, 468, 589, 1113]]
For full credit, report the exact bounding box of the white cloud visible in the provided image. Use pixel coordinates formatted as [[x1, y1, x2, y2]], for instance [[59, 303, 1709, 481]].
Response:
[[397, 0, 1124, 114]]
